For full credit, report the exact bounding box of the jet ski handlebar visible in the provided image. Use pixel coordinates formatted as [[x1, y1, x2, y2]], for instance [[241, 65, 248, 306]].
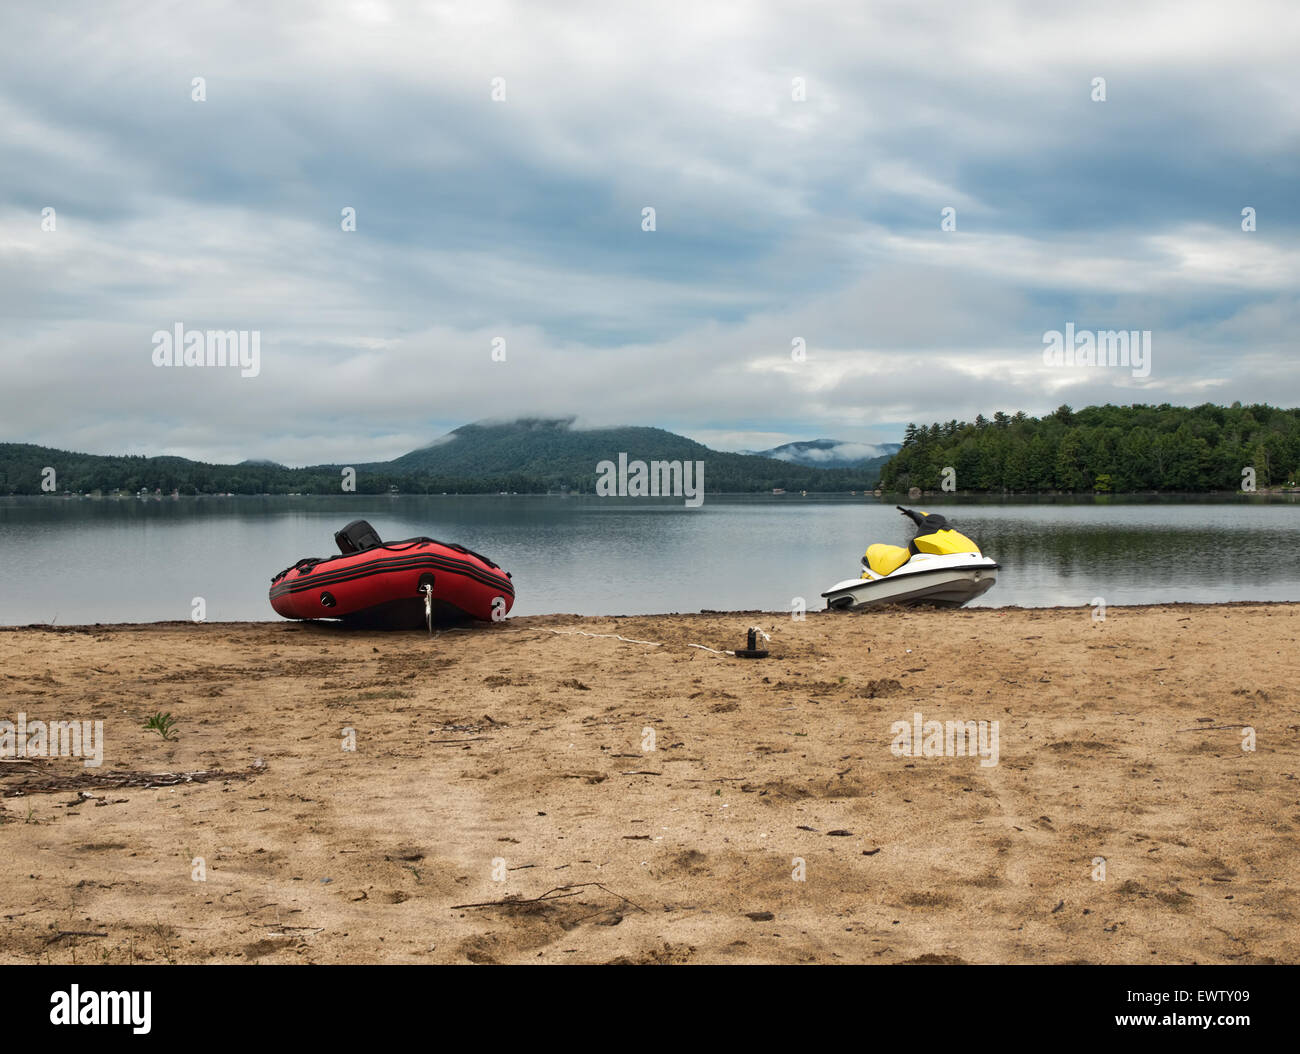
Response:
[[896, 506, 953, 533]]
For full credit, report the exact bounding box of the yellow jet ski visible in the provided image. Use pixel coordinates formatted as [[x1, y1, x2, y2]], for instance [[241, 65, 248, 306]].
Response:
[[822, 506, 999, 610]]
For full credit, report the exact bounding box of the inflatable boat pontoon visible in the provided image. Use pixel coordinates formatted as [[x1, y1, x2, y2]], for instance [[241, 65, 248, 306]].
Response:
[[270, 520, 514, 628]]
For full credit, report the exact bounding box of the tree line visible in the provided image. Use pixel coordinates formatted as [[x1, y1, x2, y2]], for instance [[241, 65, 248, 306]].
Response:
[[878, 403, 1300, 493], [0, 444, 882, 495]]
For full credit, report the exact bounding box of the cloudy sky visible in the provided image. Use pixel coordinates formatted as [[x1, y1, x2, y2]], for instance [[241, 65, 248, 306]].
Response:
[[2, 0, 1297, 465]]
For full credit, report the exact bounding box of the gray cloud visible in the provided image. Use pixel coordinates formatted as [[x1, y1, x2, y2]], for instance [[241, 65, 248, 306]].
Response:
[[1, 0, 1297, 463]]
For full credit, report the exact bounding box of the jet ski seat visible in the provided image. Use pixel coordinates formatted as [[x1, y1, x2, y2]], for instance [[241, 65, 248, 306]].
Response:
[[862, 543, 911, 578], [912, 528, 981, 556]]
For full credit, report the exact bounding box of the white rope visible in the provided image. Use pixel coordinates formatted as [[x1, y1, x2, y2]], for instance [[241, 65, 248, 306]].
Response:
[[543, 625, 772, 656], [543, 629, 663, 647], [427, 623, 770, 657], [684, 642, 734, 655]]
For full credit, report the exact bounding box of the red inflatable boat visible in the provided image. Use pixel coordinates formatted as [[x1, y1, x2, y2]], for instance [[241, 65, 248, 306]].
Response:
[[269, 520, 514, 628]]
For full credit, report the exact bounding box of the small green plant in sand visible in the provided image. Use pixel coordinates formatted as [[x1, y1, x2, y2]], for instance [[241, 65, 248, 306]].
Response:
[[143, 712, 179, 741]]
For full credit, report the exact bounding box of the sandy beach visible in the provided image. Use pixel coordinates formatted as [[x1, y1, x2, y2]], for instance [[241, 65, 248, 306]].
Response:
[[1, 604, 1296, 965]]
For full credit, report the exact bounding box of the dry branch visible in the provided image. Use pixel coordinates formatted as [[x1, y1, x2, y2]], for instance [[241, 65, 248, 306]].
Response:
[[451, 882, 649, 914], [2, 765, 262, 798]]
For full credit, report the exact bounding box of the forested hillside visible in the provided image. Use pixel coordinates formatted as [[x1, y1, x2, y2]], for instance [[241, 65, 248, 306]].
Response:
[[879, 403, 1300, 493], [384, 419, 880, 491], [0, 418, 884, 495], [13, 406, 1290, 497]]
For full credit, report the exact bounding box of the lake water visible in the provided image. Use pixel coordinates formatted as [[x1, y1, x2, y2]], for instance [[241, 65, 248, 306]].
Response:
[[0, 494, 1297, 624]]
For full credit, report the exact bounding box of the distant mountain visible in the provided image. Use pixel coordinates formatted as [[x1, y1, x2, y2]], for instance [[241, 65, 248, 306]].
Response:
[[383, 417, 712, 479], [384, 415, 707, 473], [0, 418, 887, 495], [380, 417, 885, 492], [747, 438, 902, 469]]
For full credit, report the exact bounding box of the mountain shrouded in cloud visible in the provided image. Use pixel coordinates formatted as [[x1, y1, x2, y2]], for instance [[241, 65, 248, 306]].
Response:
[[0, 417, 887, 494], [745, 439, 902, 468]]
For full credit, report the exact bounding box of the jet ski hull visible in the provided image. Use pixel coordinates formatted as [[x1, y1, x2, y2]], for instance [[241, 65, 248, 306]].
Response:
[[822, 556, 999, 610]]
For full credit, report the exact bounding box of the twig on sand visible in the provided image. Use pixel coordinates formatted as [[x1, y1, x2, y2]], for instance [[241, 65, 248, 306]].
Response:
[[585, 883, 649, 914], [46, 930, 108, 943], [1175, 724, 1250, 732], [220, 904, 279, 919], [427, 737, 488, 745], [451, 882, 649, 914], [451, 887, 584, 909]]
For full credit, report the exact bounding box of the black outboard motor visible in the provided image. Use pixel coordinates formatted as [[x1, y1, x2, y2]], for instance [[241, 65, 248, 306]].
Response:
[[335, 519, 384, 554]]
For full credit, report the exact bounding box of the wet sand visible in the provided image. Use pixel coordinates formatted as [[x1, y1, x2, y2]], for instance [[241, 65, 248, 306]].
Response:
[[1, 604, 1297, 964]]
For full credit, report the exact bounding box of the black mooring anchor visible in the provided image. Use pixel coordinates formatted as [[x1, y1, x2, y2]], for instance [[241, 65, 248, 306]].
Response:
[[734, 627, 769, 659]]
